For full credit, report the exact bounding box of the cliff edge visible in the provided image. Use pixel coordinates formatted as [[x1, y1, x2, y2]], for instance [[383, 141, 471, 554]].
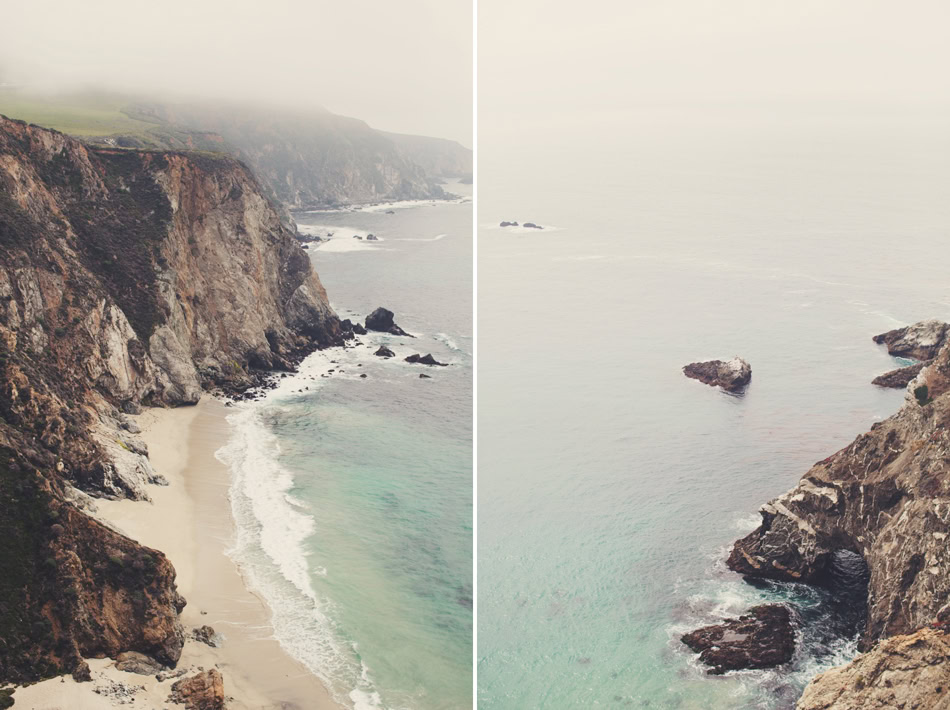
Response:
[[0, 114, 340, 682]]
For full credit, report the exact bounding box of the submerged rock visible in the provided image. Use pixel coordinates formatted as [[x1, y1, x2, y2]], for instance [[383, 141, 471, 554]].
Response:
[[366, 234, 379, 241], [365, 307, 412, 337], [872, 361, 928, 388], [681, 604, 795, 674], [523, 222, 543, 229], [873, 320, 950, 361], [169, 669, 225, 710], [797, 628, 950, 710], [500, 221, 518, 227], [374, 345, 395, 358], [405, 353, 448, 367], [683, 357, 751, 392]]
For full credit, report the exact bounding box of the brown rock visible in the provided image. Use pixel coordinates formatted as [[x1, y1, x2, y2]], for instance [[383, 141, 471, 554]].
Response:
[[797, 628, 950, 710], [169, 669, 225, 710]]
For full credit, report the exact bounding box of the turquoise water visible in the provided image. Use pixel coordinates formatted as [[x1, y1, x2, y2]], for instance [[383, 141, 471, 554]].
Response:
[[218, 183, 472, 710], [477, 109, 950, 708]]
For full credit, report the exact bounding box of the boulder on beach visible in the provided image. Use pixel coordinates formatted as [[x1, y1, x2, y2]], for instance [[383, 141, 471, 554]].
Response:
[[374, 345, 395, 358], [115, 651, 164, 675], [523, 222, 543, 229], [683, 357, 751, 392], [405, 353, 448, 367], [500, 221, 519, 227], [873, 320, 950, 361], [681, 604, 795, 674], [169, 669, 225, 710], [365, 307, 412, 337]]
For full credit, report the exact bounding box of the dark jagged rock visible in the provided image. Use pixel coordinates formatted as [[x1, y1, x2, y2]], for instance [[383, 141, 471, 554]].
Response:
[[374, 345, 395, 358], [366, 234, 378, 241], [191, 625, 218, 648], [872, 361, 928, 388], [523, 222, 543, 229], [683, 357, 751, 392], [681, 604, 795, 674], [500, 221, 518, 227], [405, 354, 448, 367], [169, 669, 225, 710], [419, 373, 432, 379], [873, 320, 950, 360], [353, 322, 367, 335], [72, 660, 92, 682], [365, 307, 412, 337]]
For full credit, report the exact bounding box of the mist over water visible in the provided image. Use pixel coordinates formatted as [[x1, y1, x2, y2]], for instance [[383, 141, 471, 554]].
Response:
[[476, 106, 950, 708], [220, 185, 472, 710]]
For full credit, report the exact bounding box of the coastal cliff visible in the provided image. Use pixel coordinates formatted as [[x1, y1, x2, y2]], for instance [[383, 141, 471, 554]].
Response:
[[727, 332, 950, 705], [0, 114, 340, 682], [117, 102, 456, 209]]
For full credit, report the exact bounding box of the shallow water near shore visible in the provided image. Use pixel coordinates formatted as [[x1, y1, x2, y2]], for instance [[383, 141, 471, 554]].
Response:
[[477, 107, 950, 708], [217, 182, 472, 710]]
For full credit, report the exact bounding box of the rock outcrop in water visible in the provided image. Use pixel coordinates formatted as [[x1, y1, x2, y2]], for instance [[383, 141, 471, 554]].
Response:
[[405, 353, 448, 367], [870, 320, 949, 388], [872, 361, 928, 389], [681, 604, 796, 674], [683, 357, 751, 392], [872, 319, 950, 360], [0, 114, 341, 684], [728, 330, 950, 704], [365, 307, 412, 337]]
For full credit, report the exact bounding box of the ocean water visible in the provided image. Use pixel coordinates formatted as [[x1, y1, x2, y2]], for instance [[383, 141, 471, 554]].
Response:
[[217, 182, 472, 710], [477, 107, 950, 708]]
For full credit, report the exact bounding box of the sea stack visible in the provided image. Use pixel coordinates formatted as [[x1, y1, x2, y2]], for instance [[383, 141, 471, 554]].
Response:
[[683, 357, 751, 392]]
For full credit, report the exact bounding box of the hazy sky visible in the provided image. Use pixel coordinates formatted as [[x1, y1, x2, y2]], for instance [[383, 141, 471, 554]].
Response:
[[480, 0, 950, 131], [0, 0, 472, 146]]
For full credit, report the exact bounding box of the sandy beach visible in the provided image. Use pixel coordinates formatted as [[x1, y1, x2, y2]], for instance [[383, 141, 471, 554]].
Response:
[[14, 397, 341, 710]]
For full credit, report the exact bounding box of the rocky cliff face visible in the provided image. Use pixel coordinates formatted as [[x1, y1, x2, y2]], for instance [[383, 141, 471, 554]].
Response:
[[120, 102, 452, 209], [381, 131, 473, 179], [796, 627, 950, 710], [0, 114, 340, 681], [728, 331, 950, 703]]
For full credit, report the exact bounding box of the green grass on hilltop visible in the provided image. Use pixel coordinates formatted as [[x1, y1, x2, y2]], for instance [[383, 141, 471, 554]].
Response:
[[0, 89, 157, 137]]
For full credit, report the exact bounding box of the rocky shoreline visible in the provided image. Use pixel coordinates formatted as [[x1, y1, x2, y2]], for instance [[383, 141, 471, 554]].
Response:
[[682, 320, 950, 707]]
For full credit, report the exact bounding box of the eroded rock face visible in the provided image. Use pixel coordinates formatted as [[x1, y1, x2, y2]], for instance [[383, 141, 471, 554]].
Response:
[[0, 116, 340, 684], [681, 604, 795, 674], [796, 628, 950, 710], [873, 320, 950, 361], [169, 669, 225, 710], [729, 338, 950, 648], [683, 357, 751, 392]]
